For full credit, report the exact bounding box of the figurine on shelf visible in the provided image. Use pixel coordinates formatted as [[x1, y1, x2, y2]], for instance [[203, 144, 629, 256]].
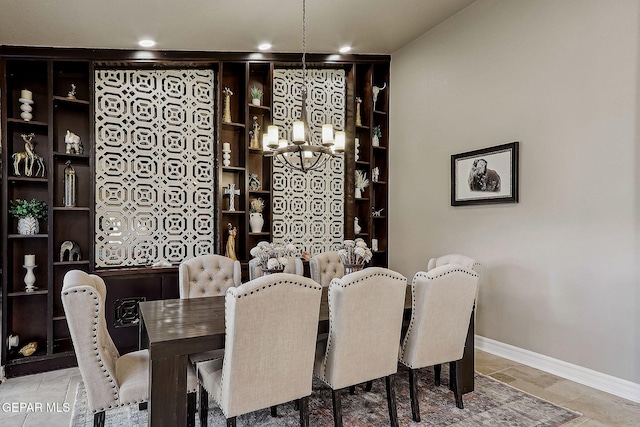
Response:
[[67, 84, 77, 100], [12, 133, 44, 177], [372, 207, 384, 217], [60, 240, 82, 262], [65, 130, 84, 154], [222, 87, 233, 123], [372, 167, 380, 182], [354, 217, 362, 234], [355, 97, 362, 126], [223, 183, 240, 211], [249, 116, 261, 149], [222, 142, 231, 167], [372, 83, 386, 111], [249, 173, 261, 191], [64, 161, 76, 207], [225, 223, 237, 261]]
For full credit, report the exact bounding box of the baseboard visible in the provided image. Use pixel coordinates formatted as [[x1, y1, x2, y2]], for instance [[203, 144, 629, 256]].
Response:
[[475, 335, 640, 404]]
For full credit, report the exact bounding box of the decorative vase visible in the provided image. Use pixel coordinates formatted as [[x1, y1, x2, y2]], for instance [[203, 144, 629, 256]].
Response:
[[23, 264, 37, 292], [354, 217, 362, 234], [343, 263, 364, 275], [355, 187, 362, 198], [17, 217, 39, 235], [252, 98, 260, 106], [372, 135, 380, 147], [261, 267, 284, 276], [250, 212, 264, 233]]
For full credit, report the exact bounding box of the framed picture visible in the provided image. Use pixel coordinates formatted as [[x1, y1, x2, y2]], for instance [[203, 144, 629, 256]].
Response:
[[451, 141, 519, 206]]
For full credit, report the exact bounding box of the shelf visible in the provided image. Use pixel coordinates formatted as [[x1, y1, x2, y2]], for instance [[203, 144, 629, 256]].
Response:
[[222, 210, 246, 214], [7, 118, 48, 127], [373, 146, 387, 151], [248, 232, 270, 236], [222, 166, 246, 172], [372, 180, 388, 185], [248, 147, 265, 154], [222, 121, 246, 128], [371, 215, 387, 220], [355, 197, 370, 202], [53, 206, 91, 212], [53, 152, 91, 160], [8, 233, 48, 239], [52, 95, 90, 105], [355, 233, 370, 237], [355, 161, 370, 166], [53, 260, 90, 266], [373, 110, 387, 115], [52, 315, 67, 321], [7, 176, 48, 183], [249, 190, 271, 195], [248, 104, 271, 111], [7, 289, 48, 297]]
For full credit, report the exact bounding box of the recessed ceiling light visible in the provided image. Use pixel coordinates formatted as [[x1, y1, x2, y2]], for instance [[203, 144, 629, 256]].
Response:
[[258, 43, 272, 51], [339, 45, 351, 54], [138, 39, 156, 48]]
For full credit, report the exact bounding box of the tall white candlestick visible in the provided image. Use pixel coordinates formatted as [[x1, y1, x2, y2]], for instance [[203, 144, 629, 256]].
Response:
[[24, 254, 35, 266]]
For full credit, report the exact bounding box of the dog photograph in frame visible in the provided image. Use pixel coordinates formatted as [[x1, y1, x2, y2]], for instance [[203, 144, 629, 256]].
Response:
[[451, 142, 519, 206]]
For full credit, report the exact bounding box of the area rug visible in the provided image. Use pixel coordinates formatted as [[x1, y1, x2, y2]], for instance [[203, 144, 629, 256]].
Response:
[[70, 365, 581, 426]]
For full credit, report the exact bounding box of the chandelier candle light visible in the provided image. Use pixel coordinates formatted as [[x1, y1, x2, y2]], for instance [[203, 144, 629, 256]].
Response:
[[262, 0, 345, 172]]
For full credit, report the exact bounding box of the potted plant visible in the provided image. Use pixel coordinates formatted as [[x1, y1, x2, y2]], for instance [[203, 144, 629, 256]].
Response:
[[250, 86, 263, 106], [9, 198, 48, 235], [372, 125, 382, 147], [249, 198, 265, 232], [354, 170, 369, 198]]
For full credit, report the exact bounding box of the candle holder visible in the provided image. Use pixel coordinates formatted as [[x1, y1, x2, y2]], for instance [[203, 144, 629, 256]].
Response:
[[23, 264, 37, 292], [19, 97, 34, 122], [222, 148, 231, 167]]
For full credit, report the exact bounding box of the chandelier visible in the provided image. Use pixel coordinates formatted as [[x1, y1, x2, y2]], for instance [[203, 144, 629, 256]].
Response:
[[262, 0, 345, 172]]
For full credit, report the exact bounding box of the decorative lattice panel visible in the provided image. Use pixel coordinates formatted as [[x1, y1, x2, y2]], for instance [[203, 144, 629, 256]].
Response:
[[94, 69, 215, 267], [272, 69, 345, 254]]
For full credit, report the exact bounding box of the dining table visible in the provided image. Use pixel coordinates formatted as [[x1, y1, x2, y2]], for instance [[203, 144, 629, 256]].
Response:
[[138, 286, 475, 427]]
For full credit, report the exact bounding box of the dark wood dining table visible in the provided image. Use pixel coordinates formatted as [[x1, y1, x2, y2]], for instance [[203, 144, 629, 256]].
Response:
[[138, 286, 475, 427]]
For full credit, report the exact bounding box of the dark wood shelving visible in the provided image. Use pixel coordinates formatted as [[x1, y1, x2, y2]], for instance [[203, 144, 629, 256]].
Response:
[[373, 110, 387, 115], [7, 176, 48, 183], [248, 104, 271, 111], [373, 146, 387, 151], [52, 95, 90, 105], [222, 210, 246, 214], [249, 190, 271, 195], [222, 166, 245, 172], [52, 206, 90, 211], [356, 124, 370, 130], [8, 233, 48, 239], [53, 260, 91, 266], [7, 290, 49, 297], [7, 118, 48, 127], [372, 180, 388, 185], [52, 315, 66, 321], [222, 121, 246, 128], [248, 232, 270, 236], [53, 152, 90, 160]]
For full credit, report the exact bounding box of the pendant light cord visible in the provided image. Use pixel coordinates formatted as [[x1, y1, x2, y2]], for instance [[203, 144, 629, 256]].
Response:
[[302, 0, 307, 87]]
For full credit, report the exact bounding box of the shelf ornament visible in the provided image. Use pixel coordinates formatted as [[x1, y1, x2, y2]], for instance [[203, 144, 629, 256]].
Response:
[[223, 183, 240, 212], [60, 240, 82, 262], [19, 89, 33, 121], [248, 173, 261, 191], [222, 87, 233, 123], [338, 238, 373, 274], [355, 97, 362, 126], [250, 86, 263, 106], [222, 142, 231, 166], [225, 223, 238, 260], [65, 130, 84, 154], [9, 198, 48, 235], [250, 116, 261, 149], [67, 84, 77, 100], [12, 133, 45, 177], [372, 83, 386, 111], [64, 160, 76, 207]]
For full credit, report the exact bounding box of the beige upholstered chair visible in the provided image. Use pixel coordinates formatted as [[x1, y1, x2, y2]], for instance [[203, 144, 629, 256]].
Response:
[[314, 267, 407, 427], [309, 251, 344, 287], [427, 253, 482, 277], [197, 273, 322, 427], [399, 265, 479, 420], [248, 256, 304, 280], [178, 254, 241, 299], [62, 270, 197, 427]]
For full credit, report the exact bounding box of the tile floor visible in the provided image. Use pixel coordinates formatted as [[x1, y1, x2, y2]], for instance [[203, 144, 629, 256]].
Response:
[[0, 349, 638, 426]]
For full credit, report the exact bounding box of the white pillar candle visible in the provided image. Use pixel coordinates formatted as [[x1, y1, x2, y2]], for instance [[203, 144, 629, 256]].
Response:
[[21, 89, 32, 100], [322, 124, 334, 146], [334, 131, 346, 152], [293, 121, 305, 143], [223, 142, 230, 151], [24, 254, 35, 266]]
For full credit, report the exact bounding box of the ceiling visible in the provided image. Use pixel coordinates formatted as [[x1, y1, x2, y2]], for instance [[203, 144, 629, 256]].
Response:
[[0, 0, 477, 55]]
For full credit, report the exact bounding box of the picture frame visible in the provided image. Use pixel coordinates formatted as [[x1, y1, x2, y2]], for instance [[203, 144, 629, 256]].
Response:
[[451, 141, 519, 206]]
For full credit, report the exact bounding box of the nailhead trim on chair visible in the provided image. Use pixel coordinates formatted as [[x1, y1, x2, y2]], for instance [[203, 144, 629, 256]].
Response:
[[398, 268, 478, 365], [319, 271, 406, 387]]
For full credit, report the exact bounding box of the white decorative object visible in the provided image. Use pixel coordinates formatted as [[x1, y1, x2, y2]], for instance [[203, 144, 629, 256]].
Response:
[[64, 161, 76, 207], [7, 334, 20, 350], [65, 130, 84, 154], [250, 86, 263, 106], [67, 84, 77, 99], [23, 264, 37, 292], [371, 238, 379, 252], [250, 212, 264, 233], [19, 90, 33, 121], [354, 217, 362, 234], [355, 169, 369, 198], [94, 69, 215, 267], [224, 183, 240, 212], [355, 138, 360, 161], [24, 254, 35, 266], [272, 68, 345, 254], [355, 97, 362, 126], [222, 87, 233, 123], [249, 173, 261, 191], [355, 188, 362, 199], [250, 116, 261, 149], [372, 167, 380, 182], [222, 142, 231, 167], [18, 217, 39, 235], [372, 83, 387, 111]]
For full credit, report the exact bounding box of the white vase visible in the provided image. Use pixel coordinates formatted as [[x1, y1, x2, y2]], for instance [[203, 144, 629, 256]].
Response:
[[355, 188, 362, 198], [18, 217, 39, 235], [250, 212, 264, 233], [354, 217, 362, 234], [372, 135, 380, 147], [252, 98, 261, 106]]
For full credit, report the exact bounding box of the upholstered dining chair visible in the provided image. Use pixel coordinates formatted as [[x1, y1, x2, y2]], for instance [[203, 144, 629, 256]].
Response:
[[178, 254, 241, 299], [314, 267, 407, 427], [197, 273, 322, 427], [309, 251, 344, 287], [399, 265, 479, 421], [61, 270, 198, 427], [427, 253, 482, 277], [248, 256, 304, 280]]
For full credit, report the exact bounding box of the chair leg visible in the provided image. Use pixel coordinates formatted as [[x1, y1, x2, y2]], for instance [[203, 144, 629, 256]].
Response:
[[450, 360, 464, 409], [93, 411, 105, 427], [299, 396, 309, 427], [364, 381, 373, 392], [409, 369, 421, 422], [385, 375, 399, 427], [226, 417, 237, 427], [349, 385, 356, 395], [434, 363, 442, 386], [199, 384, 209, 427], [187, 392, 196, 427], [331, 389, 343, 427], [270, 405, 278, 417]]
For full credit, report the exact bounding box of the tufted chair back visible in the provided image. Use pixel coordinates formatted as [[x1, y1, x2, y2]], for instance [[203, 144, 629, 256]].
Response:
[[427, 254, 482, 276], [248, 257, 304, 280], [309, 251, 344, 287], [62, 270, 121, 412], [179, 254, 241, 298], [315, 267, 407, 390], [198, 273, 322, 419]]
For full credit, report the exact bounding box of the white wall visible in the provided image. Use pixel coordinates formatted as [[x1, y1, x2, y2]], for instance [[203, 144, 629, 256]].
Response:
[[389, 0, 640, 384]]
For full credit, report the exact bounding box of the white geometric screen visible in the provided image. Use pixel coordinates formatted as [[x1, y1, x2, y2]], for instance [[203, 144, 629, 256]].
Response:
[[94, 69, 215, 267], [272, 69, 345, 254]]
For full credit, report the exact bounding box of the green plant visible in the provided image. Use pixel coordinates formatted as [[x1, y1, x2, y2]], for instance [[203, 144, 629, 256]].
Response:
[[373, 125, 382, 138], [250, 86, 263, 99], [9, 199, 48, 220]]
